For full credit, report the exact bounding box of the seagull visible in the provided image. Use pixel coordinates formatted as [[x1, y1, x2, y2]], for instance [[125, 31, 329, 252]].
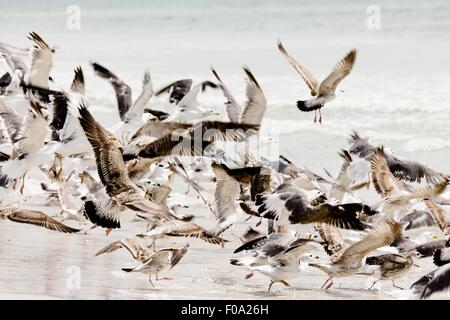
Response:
[[365, 252, 419, 289], [434, 245, 450, 267], [0, 72, 11, 94], [231, 233, 321, 291], [309, 219, 402, 289], [136, 221, 226, 247], [424, 200, 450, 235], [349, 132, 448, 184], [24, 32, 54, 89], [121, 243, 189, 287], [95, 236, 154, 262], [91, 61, 153, 123], [135, 119, 259, 160], [256, 182, 375, 230], [210, 66, 267, 126], [400, 208, 436, 230], [77, 103, 176, 233], [411, 263, 450, 299], [277, 40, 356, 123], [154, 79, 193, 104], [23, 67, 93, 177], [0, 99, 49, 193], [370, 147, 448, 217], [161, 80, 219, 122], [2, 207, 80, 233], [326, 149, 368, 203]]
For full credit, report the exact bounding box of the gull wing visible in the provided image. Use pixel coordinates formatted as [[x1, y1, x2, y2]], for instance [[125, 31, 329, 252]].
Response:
[[319, 49, 356, 95], [277, 40, 319, 94]]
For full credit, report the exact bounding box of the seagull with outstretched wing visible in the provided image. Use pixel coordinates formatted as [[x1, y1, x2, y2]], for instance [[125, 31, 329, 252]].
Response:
[[278, 40, 356, 123]]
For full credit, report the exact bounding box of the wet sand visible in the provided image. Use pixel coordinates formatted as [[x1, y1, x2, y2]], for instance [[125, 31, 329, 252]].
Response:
[[0, 196, 440, 300]]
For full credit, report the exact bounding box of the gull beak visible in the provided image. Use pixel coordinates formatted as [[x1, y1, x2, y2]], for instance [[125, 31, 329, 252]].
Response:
[[413, 264, 421, 268], [213, 111, 221, 115], [432, 235, 438, 239]]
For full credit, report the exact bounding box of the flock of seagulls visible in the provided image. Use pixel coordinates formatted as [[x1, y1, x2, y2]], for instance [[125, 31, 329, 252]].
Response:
[[0, 32, 449, 299]]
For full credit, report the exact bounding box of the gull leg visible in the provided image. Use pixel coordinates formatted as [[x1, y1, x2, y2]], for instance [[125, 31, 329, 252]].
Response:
[[267, 280, 276, 292], [105, 228, 112, 236], [313, 110, 317, 123], [245, 272, 254, 279], [369, 279, 380, 290], [148, 274, 155, 287], [324, 278, 334, 290], [321, 276, 332, 289], [319, 109, 322, 124], [392, 280, 404, 290], [19, 173, 26, 194]]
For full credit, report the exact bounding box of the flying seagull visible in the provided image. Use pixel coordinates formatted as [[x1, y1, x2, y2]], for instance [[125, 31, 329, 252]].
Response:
[[256, 182, 375, 230], [95, 236, 154, 262], [155, 79, 193, 104], [370, 147, 448, 214], [423, 200, 450, 235], [77, 103, 175, 233], [210, 66, 267, 125], [310, 219, 402, 289], [2, 207, 80, 233], [349, 132, 448, 184], [24, 32, 54, 89], [91, 61, 153, 122], [277, 40, 356, 123]]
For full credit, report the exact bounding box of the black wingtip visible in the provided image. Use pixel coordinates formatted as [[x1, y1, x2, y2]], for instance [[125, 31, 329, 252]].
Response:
[[83, 201, 120, 230], [242, 66, 261, 88], [433, 248, 449, 267]]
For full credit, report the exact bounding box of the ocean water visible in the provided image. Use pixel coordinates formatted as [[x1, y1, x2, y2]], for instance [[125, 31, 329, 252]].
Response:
[[0, 1, 450, 299], [2, 1, 450, 171]]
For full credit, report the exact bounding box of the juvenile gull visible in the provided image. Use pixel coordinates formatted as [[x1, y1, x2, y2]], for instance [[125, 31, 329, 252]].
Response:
[[365, 252, 419, 289], [77, 104, 175, 233], [2, 207, 80, 233], [122, 243, 189, 287], [95, 236, 153, 262], [424, 200, 450, 235]]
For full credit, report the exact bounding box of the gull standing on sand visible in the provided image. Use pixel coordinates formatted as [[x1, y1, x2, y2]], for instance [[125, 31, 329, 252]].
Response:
[[121, 243, 189, 287]]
